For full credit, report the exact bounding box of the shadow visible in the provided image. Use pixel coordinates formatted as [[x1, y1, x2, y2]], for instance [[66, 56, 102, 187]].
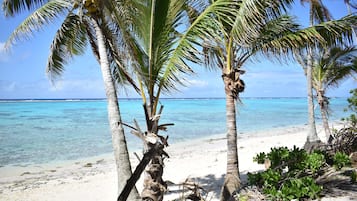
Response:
[[318, 169, 357, 199], [164, 174, 225, 200], [165, 172, 251, 200]]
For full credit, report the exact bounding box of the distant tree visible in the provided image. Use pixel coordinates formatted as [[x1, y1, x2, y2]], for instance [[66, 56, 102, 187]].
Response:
[[344, 88, 357, 126], [297, 0, 356, 150], [2, 0, 141, 199], [299, 0, 332, 149], [297, 46, 357, 140]]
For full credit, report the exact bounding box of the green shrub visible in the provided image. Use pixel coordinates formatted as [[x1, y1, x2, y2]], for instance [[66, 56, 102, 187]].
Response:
[[249, 147, 354, 200], [248, 147, 324, 200], [333, 152, 351, 170], [304, 152, 325, 173], [351, 171, 357, 183]]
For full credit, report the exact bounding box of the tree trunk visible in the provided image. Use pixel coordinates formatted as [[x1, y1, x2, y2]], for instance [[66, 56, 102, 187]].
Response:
[[92, 18, 140, 201], [141, 104, 168, 201], [317, 91, 331, 142], [304, 47, 321, 151], [304, 2, 322, 152], [220, 80, 240, 201]]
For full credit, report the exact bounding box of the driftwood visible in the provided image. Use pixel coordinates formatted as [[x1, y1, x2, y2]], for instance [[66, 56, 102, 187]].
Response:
[[117, 146, 156, 201], [323, 126, 357, 155]]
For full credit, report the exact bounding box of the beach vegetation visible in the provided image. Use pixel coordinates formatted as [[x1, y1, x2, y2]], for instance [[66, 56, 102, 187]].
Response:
[[248, 146, 353, 200], [333, 151, 352, 170], [2, 0, 141, 199], [343, 88, 357, 126]]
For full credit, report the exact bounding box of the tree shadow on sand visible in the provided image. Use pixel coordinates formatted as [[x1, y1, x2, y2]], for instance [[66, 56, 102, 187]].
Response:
[[317, 168, 357, 199], [164, 174, 224, 200], [165, 172, 251, 200]]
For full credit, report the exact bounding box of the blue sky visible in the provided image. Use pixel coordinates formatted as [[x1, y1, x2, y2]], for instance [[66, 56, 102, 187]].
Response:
[[0, 1, 356, 99]]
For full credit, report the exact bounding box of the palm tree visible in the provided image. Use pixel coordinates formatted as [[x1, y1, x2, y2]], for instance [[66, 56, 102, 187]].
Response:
[[113, 1, 246, 200], [2, 0, 140, 199], [299, 0, 332, 149], [312, 46, 357, 140], [298, 0, 356, 150]]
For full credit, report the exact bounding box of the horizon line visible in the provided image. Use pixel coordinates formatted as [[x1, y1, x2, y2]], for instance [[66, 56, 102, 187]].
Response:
[[0, 96, 349, 101]]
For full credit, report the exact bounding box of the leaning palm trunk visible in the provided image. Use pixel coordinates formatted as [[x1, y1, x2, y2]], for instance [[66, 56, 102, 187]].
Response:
[[92, 18, 140, 200], [317, 91, 332, 141], [220, 70, 244, 201]]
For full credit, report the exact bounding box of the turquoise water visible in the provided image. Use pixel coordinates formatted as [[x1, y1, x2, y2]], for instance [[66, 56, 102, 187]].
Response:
[[0, 98, 350, 167]]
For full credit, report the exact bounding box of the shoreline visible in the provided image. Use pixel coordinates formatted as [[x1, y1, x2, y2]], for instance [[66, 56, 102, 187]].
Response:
[[1, 122, 355, 201], [0, 123, 314, 173]]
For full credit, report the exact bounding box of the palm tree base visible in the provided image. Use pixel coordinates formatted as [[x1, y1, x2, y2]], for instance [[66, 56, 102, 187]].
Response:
[[303, 139, 324, 153], [220, 174, 240, 201]]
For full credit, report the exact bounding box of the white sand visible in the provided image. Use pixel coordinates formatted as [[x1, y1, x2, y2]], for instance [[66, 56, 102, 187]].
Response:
[[0, 123, 355, 201]]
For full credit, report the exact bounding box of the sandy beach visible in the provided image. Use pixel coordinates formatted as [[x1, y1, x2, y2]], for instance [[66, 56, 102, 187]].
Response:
[[0, 123, 356, 201]]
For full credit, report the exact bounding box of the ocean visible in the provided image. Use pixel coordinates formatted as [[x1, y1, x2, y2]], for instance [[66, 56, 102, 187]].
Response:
[[0, 98, 351, 167]]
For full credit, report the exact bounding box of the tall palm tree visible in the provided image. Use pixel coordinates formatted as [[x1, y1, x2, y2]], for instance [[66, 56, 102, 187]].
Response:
[[2, 0, 140, 199], [299, 0, 333, 149], [312, 46, 357, 140]]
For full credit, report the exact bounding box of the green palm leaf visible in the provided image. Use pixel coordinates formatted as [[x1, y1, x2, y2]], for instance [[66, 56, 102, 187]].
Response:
[[158, 0, 238, 94], [2, 0, 48, 16], [4, 0, 72, 49], [46, 13, 87, 80]]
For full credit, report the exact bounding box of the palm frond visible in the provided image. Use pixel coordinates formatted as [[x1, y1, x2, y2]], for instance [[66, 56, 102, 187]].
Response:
[[2, 0, 48, 16], [313, 14, 357, 46], [158, 0, 238, 94], [231, 0, 294, 45], [259, 14, 357, 58], [301, 0, 332, 24], [5, 0, 72, 49], [108, 0, 149, 79], [312, 46, 357, 92], [46, 13, 87, 80]]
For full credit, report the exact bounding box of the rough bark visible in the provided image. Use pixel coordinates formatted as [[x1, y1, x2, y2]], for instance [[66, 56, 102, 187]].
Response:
[[92, 18, 140, 200], [220, 74, 241, 201], [141, 104, 169, 201], [141, 145, 167, 201], [317, 91, 332, 142]]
